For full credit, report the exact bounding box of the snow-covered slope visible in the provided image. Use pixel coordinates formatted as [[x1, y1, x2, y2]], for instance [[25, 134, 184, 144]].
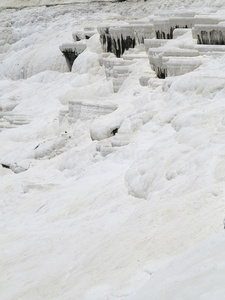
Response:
[[127, 231, 225, 300], [1, 2, 225, 300]]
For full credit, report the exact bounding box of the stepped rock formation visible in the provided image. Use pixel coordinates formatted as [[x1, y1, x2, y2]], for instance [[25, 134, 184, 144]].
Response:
[[60, 42, 86, 70]]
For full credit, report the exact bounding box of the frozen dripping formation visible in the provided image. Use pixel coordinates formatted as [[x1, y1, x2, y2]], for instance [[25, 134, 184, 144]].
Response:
[[154, 12, 224, 40], [98, 24, 136, 58], [98, 25, 112, 54], [109, 25, 136, 58], [131, 23, 155, 44], [98, 22, 154, 58], [194, 23, 225, 44], [147, 17, 225, 78], [154, 18, 173, 39], [59, 42, 87, 71], [95, 12, 225, 81], [153, 11, 196, 40]]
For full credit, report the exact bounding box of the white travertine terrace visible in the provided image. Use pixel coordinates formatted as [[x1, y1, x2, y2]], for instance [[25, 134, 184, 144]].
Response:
[[144, 38, 168, 52], [68, 99, 118, 123], [95, 108, 154, 156], [109, 25, 136, 57], [112, 65, 133, 93], [72, 27, 97, 41], [96, 9, 225, 81], [102, 56, 134, 79], [97, 24, 112, 53], [0, 102, 31, 132], [173, 28, 191, 39], [59, 42, 87, 53], [194, 23, 225, 44], [102, 56, 135, 92], [148, 47, 200, 78], [131, 24, 155, 44], [59, 41, 86, 70], [98, 22, 154, 58], [154, 13, 225, 39], [194, 44, 225, 55], [154, 18, 172, 39], [0, 113, 31, 131], [166, 57, 203, 77]]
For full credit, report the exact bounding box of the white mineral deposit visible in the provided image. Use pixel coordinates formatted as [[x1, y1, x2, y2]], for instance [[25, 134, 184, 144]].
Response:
[[1, 0, 225, 299]]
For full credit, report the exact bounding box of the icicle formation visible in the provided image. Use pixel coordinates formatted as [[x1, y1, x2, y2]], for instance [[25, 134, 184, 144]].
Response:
[[154, 11, 223, 40], [98, 23, 154, 58], [146, 11, 225, 78], [194, 24, 225, 44], [59, 42, 86, 71], [98, 24, 135, 58]]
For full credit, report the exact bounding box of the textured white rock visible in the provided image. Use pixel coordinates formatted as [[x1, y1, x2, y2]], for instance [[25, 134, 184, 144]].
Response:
[[148, 46, 200, 78], [98, 22, 154, 57], [154, 13, 225, 40], [102, 55, 135, 92], [59, 42, 87, 70], [68, 99, 117, 123], [131, 24, 155, 44], [194, 23, 225, 44], [73, 28, 97, 41], [59, 42, 86, 53], [144, 39, 168, 52], [194, 43, 225, 55], [173, 28, 191, 39], [166, 57, 203, 76]]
